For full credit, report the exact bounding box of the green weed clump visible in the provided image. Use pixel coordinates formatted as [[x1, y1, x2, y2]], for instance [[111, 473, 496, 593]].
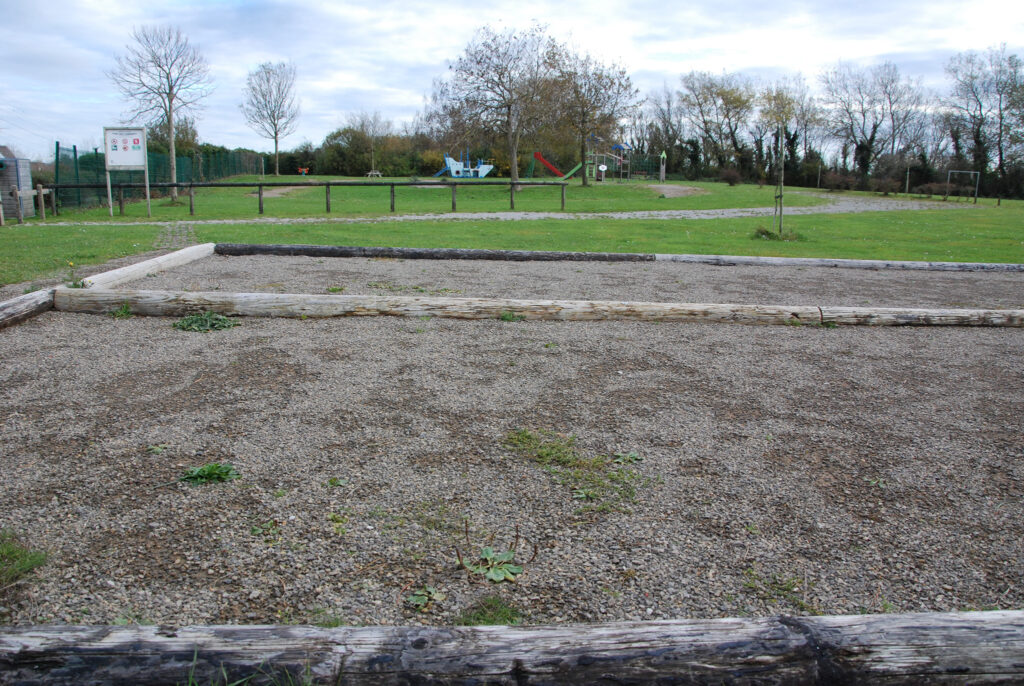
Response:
[[172, 311, 237, 332], [0, 530, 47, 588], [456, 595, 522, 625], [180, 462, 240, 484], [504, 429, 652, 513]]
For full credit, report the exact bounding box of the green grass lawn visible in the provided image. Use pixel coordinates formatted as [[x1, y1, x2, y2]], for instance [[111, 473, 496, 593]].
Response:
[[31, 177, 829, 223], [2, 178, 1021, 287]]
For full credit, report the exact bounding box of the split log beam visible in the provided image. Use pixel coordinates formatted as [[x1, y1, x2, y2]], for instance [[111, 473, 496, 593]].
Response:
[[1, 611, 1022, 685], [214, 243, 653, 262], [0, 289, 54, 330], [82, 243, 216, 289], [52, 288, 1024, 327], [212, 244, 1024, 272]]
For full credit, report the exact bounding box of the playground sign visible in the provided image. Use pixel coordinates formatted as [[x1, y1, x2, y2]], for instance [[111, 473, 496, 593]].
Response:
[[102, 126, 151, 217]]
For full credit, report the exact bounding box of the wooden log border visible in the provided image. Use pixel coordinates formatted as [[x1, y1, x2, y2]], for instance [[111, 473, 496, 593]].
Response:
[[0, 244, 216, 330], [1, 611, 1023, 685], [214, 243, 1024, 272], [52, 287, 1024, 327]]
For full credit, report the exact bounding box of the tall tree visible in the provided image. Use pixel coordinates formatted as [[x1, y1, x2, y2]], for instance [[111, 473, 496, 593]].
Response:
[[820, 61, 924, 178], [553, 50, 637, 186], [431, 25, 558, 183], [109, 25, 212, 200], [678, 71, 754, 171], [241, 61, 300, 176]]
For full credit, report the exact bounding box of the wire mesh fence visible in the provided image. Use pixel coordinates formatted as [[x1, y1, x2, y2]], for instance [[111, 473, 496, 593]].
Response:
[[53, 143, 265, 210]]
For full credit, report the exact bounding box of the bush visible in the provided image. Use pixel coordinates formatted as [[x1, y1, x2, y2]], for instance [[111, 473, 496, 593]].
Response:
[[719, 167, 742, 186], [823, 172, 856, 192], [869, 178, 900, 196]]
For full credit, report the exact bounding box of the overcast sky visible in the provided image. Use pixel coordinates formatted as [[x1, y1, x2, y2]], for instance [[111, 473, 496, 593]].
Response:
[[2, 0, 1023, 161]]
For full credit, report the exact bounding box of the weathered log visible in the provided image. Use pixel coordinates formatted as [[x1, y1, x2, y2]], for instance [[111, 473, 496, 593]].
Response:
[[655, 252, 1024, 272], [211, 243, 1024, 272], [214, 243, 653, 262], [52, 288, 1024, 327], [1, 611, 1022, 685], [82, 243, 216, 289], [0, 289, 54, 330]]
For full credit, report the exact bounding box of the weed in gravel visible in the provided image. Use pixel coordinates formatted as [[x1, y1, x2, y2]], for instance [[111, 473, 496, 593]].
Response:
[[455, 522, 536, 583], [250, 520, 281, 539], [864, 476, 888, 489], [405, 585, 446, 613], [109, 302, 133, 319], [0, 530, 47, 589], [172, 311, 237, 332], [146, 444, 170, 455], [325, 477, 348, 488], [328, 512, 349, 535], [273, 489, 287, 498], [543, 342, 558, 348], [326, 286, 345, 293], [498, 310, 526, 322], [456, 595, 522, 625], [742, 567, 819, 614], [180, 462, 240, 484], [504, 429, 652, 513]]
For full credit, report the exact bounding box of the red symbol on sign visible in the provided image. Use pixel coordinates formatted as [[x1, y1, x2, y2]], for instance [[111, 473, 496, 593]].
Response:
[[133, 138, 139, 144]]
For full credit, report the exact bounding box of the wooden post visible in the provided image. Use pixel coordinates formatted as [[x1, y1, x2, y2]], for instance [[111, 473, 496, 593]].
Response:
[[561, 184, 566, 211], [50, 186, 57, 216], [390, 184, 395, 212], [258, 185, 264, 214], [118, 187, 125, 216], [325, 183, 331, 213], [14, 189, 24, 224], [510, 182, 515, 210], [451, 183, 457, 212], [36, 184, 45, 220], [189, 187, 195, 216], [0, 197, 5, 226]]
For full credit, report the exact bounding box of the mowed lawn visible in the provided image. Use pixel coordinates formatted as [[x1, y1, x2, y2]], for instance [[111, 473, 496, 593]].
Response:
[[2, 178, 1022, 287]]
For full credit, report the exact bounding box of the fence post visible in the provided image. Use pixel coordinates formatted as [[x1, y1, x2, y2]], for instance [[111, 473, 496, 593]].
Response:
[[118, 187, 125, 216], [390, 184, 395, 212], [451, 183, 457, 212], [189, 186, 195, 216], [50, 187, 57, 216], [15, 190, 25, 224], [35, 185, 45, 221], [561, 184, 566, 211], [258, 185, 264, 214], [326, 183, 331, 213], [509, 182, 515, 210]]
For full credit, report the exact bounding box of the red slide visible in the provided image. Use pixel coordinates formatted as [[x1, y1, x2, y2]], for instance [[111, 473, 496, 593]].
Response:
[[533, 151, 563, 177]]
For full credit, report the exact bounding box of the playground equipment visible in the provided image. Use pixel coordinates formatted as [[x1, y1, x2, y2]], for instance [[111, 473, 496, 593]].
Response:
[[529, 152, 582, 180], [434, 151, 494, 178], [586, 141, 633, 182]]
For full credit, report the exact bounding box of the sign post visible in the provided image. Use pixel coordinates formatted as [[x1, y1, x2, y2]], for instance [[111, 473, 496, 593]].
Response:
[[659, 150, 667, 183], [103, 127, 150, 218]]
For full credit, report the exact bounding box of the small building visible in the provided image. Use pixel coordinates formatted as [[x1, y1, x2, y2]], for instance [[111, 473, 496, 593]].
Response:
[[0, 145, 35, 219]]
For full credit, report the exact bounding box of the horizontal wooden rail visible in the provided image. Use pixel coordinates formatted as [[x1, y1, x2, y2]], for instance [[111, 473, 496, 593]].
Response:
[[1, 611, 1022, 684], [0, 289, 54, 330], [52, 288, 1024, 327]]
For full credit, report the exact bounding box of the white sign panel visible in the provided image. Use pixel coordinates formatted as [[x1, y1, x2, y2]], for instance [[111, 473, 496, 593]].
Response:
[[103, 127, 148, 170]]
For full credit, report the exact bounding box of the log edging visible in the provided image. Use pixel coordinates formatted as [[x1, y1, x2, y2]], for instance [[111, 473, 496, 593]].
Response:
[[214, 243, 1024, 272], [0, 244, 215, 330], [1, 611, 1022, 685], [52, 288, 1024, 327]]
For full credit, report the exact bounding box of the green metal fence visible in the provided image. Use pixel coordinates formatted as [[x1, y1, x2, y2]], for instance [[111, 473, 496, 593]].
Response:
[[53, 144, 265, 210]]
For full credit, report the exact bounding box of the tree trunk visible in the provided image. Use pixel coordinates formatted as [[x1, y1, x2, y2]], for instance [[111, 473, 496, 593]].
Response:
[[168, 101, 179, 201], [580, 129, 589, 187], [274, 135, 280, 176]]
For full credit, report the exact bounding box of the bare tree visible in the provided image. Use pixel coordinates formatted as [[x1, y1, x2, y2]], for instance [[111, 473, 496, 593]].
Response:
[[241, 62, 300, 176], [109, 25, 212, 200], [432, 25, 557, 183], [553, 49, 638, 186], [679, 71, 754, 170], [348, 111, 391, 174]]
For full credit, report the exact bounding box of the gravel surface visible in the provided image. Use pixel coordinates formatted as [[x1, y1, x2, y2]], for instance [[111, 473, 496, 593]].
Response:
[[1, 254, 1022, 628]]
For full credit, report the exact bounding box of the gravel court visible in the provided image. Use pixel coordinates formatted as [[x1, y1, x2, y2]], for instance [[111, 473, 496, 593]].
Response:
[[0, 256, 1022, 627]]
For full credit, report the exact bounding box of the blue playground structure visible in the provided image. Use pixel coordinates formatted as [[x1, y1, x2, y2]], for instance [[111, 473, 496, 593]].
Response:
[[433, 150, 495, 178]]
